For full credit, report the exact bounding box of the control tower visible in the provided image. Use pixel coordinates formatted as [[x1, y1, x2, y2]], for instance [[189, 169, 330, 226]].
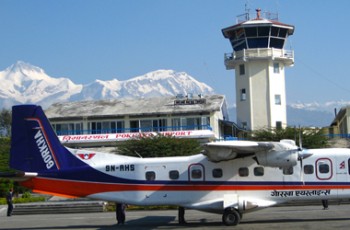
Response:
[[222, 9, 294, 131]]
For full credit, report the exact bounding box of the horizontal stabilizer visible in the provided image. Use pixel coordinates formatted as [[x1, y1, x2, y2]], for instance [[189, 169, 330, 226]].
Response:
[[0, 171, 37, 182]]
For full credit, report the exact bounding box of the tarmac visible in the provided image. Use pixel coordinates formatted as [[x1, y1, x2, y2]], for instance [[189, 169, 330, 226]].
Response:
[[2, 203, 350, 230]]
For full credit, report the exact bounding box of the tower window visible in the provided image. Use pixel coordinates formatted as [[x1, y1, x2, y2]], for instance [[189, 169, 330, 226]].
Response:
[[239, 64, 245, 75], [241, 89, 246, 101], [276, 121, 282, 129], [275, 95, 281, 105], [273, 63, 280, 73]]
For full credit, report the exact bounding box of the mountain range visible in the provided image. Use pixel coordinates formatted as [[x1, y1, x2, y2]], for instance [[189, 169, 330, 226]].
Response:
[[0, 61, 214, 109], [0, 61, 345, 127]]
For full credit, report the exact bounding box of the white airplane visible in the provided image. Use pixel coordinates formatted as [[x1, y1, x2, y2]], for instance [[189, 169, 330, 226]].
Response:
[[7, 104, 350, 226]]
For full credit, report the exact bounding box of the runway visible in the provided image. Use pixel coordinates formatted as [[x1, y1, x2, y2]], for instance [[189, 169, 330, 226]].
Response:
[[1, 204, 350, 230]]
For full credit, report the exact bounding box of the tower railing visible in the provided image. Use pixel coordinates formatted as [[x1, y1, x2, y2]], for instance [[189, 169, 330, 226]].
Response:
[[236, 11, 279, 23], [224, 48, 294, 69]]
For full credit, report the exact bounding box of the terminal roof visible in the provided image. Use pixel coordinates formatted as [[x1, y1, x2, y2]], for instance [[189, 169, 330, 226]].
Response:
[[45, 94, 226, 119]]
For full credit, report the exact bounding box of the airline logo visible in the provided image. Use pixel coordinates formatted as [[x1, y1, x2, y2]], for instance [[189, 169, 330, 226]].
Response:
[[77, 153, 96, 160], [340, 161, 346, 169], [34, 129, 56, 169]]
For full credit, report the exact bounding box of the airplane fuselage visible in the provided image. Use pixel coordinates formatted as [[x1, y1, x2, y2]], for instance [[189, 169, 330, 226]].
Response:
[[21, 147, 350, 214]]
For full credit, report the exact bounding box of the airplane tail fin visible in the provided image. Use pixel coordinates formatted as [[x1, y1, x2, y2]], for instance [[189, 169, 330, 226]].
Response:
[[10, 105, 79, 172]]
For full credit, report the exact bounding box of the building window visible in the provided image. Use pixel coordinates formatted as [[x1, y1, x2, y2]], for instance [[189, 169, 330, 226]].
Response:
[[115, 121, 125, 133], [273, 63, 280, 73], [275, 94, 281, 105], [186, 118, 200, 130], [54, 122, 83, 135], [130, 120, 139, 133], [140, 119, 168, 132], [239, 64, 245, 75], [242, 122, 247, 130], [171, 116, 210, 131], [240, 88, 246, 101], [172, 118, 181, 131], [140, 120, 153, 132], [89, 121, 124, 134], [276, 121, 282, 129]]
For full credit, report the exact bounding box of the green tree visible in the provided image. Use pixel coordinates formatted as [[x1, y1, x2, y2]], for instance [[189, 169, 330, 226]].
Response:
[[0, 137, 31, 197], [0, 109, 12, 137], [0, 137, 13, 197], [116, 134, 202, 157], [249, 127, 328, 149], [0, 137, 11, 172]]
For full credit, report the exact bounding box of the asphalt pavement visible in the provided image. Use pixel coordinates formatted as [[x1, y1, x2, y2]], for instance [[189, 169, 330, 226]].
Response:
[[1, 204, 350, 230]]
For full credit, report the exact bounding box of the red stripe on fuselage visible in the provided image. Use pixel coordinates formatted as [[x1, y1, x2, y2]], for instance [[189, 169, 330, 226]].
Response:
[[21, 177, 350, 198]]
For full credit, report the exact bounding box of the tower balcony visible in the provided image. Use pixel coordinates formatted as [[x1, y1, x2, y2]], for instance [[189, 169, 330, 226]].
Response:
[[224, 48, 294, 70]]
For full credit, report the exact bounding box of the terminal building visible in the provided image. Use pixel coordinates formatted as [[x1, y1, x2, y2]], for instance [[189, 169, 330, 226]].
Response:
[[330, 106, 350, 138], [46, 94, 243, 148]]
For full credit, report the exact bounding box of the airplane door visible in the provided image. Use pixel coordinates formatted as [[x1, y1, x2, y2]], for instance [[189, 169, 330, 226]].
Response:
[[189, 164, 205, 181], [316, 158, 333, 180]]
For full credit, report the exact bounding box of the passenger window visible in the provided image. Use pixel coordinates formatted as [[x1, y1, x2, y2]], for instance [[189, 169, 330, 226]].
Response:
[[145, 171, 156, 181], [169, 170, 179, 180], [212, 168, 223, 178], [304, 165, 314, 174], [191, 169, 202, 179], [239, 167, 249, 177], [319, 164, 329, 174], [283, 167, 293, 175], [254, 167, 264, 176]]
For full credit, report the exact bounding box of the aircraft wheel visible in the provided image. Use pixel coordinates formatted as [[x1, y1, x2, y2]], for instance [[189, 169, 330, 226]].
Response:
[[222, 208, 241, 226]]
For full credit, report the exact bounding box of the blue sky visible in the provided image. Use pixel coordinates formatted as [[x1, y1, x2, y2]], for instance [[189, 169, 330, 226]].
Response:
[[1, 0, 350, 107]]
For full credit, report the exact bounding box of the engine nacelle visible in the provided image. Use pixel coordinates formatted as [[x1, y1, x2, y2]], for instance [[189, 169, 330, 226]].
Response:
[[255, 150, 298, 168]]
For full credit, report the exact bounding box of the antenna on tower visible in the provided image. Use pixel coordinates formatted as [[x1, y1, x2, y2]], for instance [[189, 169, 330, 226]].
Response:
[[244, 1, 250, 20]]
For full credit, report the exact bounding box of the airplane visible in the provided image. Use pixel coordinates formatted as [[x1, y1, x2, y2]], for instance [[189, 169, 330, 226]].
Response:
[[6, 104, 350, 226]]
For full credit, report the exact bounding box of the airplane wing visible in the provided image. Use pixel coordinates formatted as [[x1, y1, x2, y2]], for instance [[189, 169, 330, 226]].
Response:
[[203, 140, 274, 162], [202, 139, 303, 168]]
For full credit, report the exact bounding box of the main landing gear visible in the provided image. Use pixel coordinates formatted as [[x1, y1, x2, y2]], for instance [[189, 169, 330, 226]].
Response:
[[222, 208, 241, 226]]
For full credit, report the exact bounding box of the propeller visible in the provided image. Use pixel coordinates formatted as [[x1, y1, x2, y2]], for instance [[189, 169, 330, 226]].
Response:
[[297, 126, 305, 184], [296, 126, 312, 184]]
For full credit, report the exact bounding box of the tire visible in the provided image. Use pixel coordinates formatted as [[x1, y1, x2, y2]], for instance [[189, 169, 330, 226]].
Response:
[[222, 208, 241, 226]]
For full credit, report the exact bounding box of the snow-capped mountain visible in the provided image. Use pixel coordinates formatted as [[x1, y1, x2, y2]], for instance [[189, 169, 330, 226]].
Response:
[[289, 101, 350, 113], [0, 61, 214, 108], [0, 61, 82, 108], [70, 70, 213, 101]]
